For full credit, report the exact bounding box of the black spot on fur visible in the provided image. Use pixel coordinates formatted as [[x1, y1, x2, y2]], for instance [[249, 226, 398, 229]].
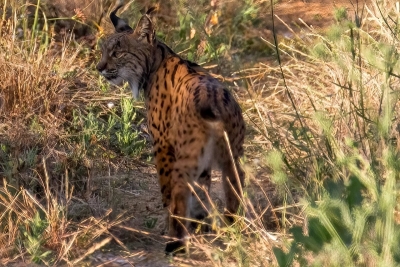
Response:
[[171, 63, 179, 87], [152, 123, 160, 131], [161, 185, 167, 193]]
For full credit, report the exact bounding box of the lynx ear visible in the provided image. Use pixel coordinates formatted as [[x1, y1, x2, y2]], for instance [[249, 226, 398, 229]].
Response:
[[110, 3, 133, 33], [133, 7, 157, 44], [146, 6, 158, 16]]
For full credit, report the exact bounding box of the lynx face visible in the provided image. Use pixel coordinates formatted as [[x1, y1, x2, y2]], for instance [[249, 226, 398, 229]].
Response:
[[97, 4, 246, 255], [97, 15, 155, 98]]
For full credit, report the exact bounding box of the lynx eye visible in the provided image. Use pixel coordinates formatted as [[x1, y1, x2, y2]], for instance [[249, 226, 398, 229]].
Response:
[[112, 51, 123, 58]]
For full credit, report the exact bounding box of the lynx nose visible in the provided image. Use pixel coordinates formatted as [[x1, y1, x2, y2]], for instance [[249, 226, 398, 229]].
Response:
[[96, 62, 106, 72]]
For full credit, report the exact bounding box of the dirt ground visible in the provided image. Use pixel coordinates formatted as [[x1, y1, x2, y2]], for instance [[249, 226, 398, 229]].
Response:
[[271, 0, 368, 35], [76, 167, 231, 267]]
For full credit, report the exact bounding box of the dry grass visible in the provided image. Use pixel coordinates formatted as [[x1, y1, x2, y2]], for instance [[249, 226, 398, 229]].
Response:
[[0, 157, 135, 265], [0, 2, 144, 265]]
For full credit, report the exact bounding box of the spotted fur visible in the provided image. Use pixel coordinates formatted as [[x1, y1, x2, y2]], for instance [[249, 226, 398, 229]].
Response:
[[97, 4, 245, 254]]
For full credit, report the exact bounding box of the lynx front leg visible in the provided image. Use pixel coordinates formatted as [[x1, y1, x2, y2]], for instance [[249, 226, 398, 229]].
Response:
[[153, 144, 175, 209], [165, 168, 190, 254]]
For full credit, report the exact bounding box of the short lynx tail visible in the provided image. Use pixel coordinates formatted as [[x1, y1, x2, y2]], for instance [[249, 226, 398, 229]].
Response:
[[196, 86, 239, 123], [196, 92, 223, 122]]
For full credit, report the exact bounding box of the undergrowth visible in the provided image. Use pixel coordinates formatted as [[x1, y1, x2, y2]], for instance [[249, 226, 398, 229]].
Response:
[[255, 1, 400, 266]]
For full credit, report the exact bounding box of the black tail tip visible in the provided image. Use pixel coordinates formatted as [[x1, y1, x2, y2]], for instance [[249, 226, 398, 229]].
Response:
[[200, 106, 218, 121]]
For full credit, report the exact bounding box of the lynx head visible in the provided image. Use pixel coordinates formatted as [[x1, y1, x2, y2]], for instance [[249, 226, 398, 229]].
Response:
[[96, 5, 157, 98]]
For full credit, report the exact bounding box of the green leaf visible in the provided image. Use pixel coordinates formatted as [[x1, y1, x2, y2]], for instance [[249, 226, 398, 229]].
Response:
[[273, 247, 292, 267], [346, 175, 365, 210]]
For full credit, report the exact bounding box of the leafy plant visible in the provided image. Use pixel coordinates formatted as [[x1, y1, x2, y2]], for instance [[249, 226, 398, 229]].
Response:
[[114, 97, 146, 157], [144, 217, 157, 229], [69, 98, 146, 159], [70, 109, 104, 158], [274, 166, 400, 266], [19, 212, 53, 264]]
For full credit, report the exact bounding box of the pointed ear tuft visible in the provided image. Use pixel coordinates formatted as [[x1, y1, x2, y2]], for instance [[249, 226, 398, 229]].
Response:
[[110, 3, 133, 33], [146, 6, 158, 16], [133, 11, 156, 44]]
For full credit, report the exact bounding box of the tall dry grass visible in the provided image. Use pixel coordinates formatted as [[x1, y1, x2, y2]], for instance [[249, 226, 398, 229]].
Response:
[[0, 1, 138, 265], [237, 0, 400, 266]]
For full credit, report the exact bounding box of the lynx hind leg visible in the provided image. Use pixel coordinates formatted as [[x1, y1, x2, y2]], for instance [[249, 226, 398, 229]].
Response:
[[166, 168, 212, 254], [221, 159, 245, 223], [165, 140, 213, 254], [190, 168, 212, 232]]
